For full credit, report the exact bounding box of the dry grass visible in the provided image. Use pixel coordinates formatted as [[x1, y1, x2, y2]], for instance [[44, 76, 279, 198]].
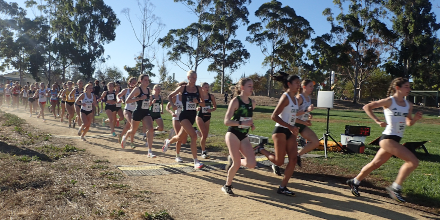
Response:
[[0, 112, 173, 219]]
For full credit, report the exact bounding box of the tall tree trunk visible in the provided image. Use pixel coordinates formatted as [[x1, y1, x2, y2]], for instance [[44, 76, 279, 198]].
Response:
[[221, 43, 225, 94], [141, 45, 145, 74]]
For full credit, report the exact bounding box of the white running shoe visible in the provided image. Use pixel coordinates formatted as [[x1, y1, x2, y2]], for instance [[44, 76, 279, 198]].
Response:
[[120, 135, 126, 149], [175, 157, 183, 163], [147, 152, 156, 158], [201, 151, 210, 159], [194, 161, 204, 169], [162, 139, 170, 153]]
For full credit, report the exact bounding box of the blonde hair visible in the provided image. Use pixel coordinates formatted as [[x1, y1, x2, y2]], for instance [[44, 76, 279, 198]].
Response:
[[84, 83, 93, 93], [187, 70, 197, 76], [235, 78, 253, 96], [177, 81, 187, 87], [107, 82, 115, 87]]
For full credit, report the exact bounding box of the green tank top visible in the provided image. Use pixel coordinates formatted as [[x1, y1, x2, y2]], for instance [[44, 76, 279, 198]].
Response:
[[229, 96, 253, 134]]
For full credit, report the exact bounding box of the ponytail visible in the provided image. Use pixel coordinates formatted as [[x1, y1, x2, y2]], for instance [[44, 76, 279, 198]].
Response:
[[298, 79, 313, 95], [387, 77, 409, 97], [235, 78, 253, 96], [271, 71, 300, 90]]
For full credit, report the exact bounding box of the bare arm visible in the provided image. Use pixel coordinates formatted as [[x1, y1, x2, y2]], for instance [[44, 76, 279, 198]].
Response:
[[406, 102, 423, 126], [125, 88, 142, 104], [363, 98, 392, 127], [271, 94, 295, 130], [210, 94, 217, 112], [75, 93, 85, 106]]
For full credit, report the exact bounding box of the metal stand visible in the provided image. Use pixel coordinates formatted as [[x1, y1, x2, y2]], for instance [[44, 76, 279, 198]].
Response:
[[321, 108, 346, 158]]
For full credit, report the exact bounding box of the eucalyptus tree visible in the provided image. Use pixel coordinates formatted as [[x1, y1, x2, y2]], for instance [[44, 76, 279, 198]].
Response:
[[247, 0, 313, 96], [71, 0, 120, 80], [383, 0, 440, 89], [122, 0, 164, 75], [206, 0, 251, 94], [322, 0, 390, 103], [123, 55, 155, 79], [158, 0, 214, 73]]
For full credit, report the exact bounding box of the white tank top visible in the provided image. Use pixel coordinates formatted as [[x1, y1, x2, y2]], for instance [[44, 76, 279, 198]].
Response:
[[298, 94, 311, 121], [124, 88, 136, 111], [382, 97, 409, 137], [275, 93, 299, 128], [5, 88, 11, 95], [38, 89, 47, 102], [172, 94, 183, 121], [22, 90, 28, 97], [81, 93, 94, 111]]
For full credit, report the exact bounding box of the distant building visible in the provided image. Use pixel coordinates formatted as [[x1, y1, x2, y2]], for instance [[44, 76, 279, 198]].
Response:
[[0, 71, 36, 86]]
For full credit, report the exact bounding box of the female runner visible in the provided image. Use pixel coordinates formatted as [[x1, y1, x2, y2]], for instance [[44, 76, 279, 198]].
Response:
[[21, 85, 28, 110], [196, 82, 217, 159], [58, 83, 67, 122], [99, 82, 118, 136], [222, 78, 256, 195], [163, 70, 206, 169], [34, 82, 47, 122], [28, 85, 36, 117], [150, 85, 164, 132], [63, 81, 76, 127], [253, 73, 300, 196], [70, 80, 84, 127], [165, 82, 188, 162], [121, 74, 155, 157], [347, 77, 423, 202], [49, 84, 59, 119], [117, 77, 137, 146], [76, 83, 97, 141]]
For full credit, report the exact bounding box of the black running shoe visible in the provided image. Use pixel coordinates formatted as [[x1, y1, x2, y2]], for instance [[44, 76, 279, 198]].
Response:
[[72, 120, 75, 128], [386, 186, 405, 203], [272, 164, 281, 176], [277, 187, 295, 196], [224, 155, 233, 172], [346, 179, 360, 197], [296, 155, 302, 168], [221, 185, 234, 196]]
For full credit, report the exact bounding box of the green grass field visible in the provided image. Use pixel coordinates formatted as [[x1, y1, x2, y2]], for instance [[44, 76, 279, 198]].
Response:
[[91, 102, 439, 208]]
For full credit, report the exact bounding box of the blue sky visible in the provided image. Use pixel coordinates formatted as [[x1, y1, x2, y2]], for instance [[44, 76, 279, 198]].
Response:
[[7, 0, 440, 84]]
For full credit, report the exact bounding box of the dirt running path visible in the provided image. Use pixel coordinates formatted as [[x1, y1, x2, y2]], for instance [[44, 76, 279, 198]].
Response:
[[2, 106, 438, 219]]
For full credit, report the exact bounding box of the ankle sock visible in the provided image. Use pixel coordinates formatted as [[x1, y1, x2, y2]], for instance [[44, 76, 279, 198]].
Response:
[[391, 182, 402, 190], [353, 178, 361, 185]]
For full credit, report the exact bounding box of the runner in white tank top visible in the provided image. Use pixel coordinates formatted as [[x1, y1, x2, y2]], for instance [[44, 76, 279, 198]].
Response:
[[347, 77, 423, 203], [21, 86, 28, 110], [36, 83, 47, 122], [254, 72, 301, 196], [383, 97, 409, 137], [165, 82, 189, 163], [76, 83, 96, 141], [117, 77, 138, 147]]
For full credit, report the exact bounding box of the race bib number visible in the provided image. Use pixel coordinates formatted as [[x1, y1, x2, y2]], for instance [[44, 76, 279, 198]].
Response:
[[186, 102, 196, 110], [107, 94, 114, 100], [85, 103, 92, 111], [398, 123, 405, 133], [238, 117, 252, 129], [39, 92, 45, 99], [176, 104, 183, 115], [51, 95, 57, 99], [152, 103, 160, 112], [201, 106, 210, 113], [116, 102, 122, 107], [141, 99, 150, 109]]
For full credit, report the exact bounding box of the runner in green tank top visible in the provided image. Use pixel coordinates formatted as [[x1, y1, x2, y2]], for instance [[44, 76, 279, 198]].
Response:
[[222, 78, 257, 196]]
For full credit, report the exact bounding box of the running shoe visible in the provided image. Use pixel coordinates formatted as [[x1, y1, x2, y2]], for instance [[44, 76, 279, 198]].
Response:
[[194, 161, 204, 169], [221, 185, 234, 196], [272, 164, 282, 176], [80, 136, 86, 141], [130, 143, 136, 149], [112, 132, 117, 137], [297, 155, 302, 168], [43, 119, 46, 123], [253, 143, 264, 155], [69, 123, 71, 128], [120, 135, 127, 149], [346, 179, 361, 197], [29, 114, 32, 117], [162, 139, 170, 153], [147, 152, 156, 158], [175, 157, 183, 163], [77, 128, 82, 136], [201, 151, 210, 159], [277, 186, 295, 196], [386, 186, 405, 203], [142, 134, 147, 140], [72, 120, 75, 128], [224, 155, 233, 172]]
